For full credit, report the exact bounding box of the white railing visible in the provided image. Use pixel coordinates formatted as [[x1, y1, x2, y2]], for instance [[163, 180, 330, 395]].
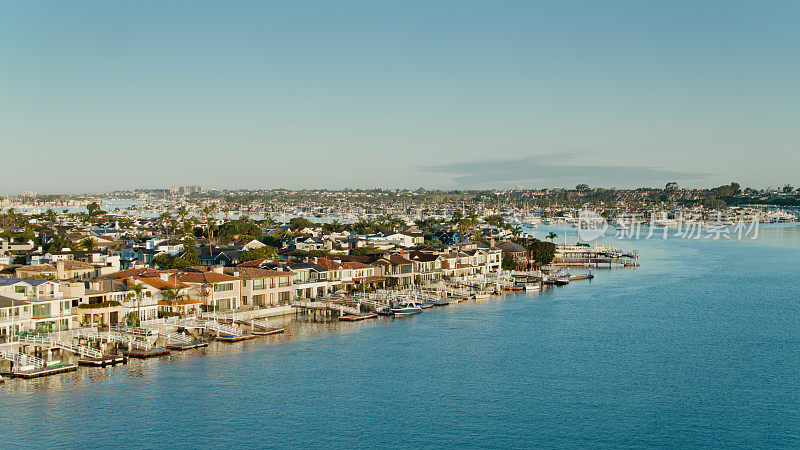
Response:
[[292, 300, 361, 316], [18, 335, 103, 359], [202, 321, 242, 337], [0, 348, 46, 369], [160, 331, 192, 345], [110, 325, 157, 337], [176, 317, 245, 337], [74, 330, 152, 351]]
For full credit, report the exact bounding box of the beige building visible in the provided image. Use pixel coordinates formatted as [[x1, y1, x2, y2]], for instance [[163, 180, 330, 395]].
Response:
[[224, 267, 293, 309]]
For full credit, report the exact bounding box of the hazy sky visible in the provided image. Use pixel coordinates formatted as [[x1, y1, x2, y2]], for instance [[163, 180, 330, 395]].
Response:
[[1, 1, 798, 193]]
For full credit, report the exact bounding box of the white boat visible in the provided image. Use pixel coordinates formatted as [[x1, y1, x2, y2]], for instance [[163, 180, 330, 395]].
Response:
[[390, 300, 423, 315], [523, 283, 541, 291]]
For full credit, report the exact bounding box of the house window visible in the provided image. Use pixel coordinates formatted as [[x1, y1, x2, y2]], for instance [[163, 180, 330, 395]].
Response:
[[32, 303, 51, 318], [214, 282, 234, 292], [254, 279, 263, 289]]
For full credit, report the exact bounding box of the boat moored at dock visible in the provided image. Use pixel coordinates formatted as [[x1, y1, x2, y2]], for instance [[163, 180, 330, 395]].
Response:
[[390, 300, 423, 315]]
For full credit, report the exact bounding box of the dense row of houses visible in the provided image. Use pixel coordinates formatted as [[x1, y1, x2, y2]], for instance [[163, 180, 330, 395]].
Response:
[[0, 212, 522, 341], [0, 241, 505, 340]]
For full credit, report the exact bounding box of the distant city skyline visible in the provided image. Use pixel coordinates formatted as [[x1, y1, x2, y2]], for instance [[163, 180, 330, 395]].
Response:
[[2, 1, 798, 193]]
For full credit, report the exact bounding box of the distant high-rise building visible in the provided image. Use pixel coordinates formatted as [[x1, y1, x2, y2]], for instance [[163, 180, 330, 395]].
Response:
[[169, 185, 202, 196]]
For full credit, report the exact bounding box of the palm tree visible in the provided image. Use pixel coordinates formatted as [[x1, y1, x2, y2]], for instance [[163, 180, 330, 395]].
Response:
[[202, 205, 216, 240], [126, 282, 145, 326], [200, 282, 212, 317], [161, 287, 184, 316], [546, 232, 558, 242], [177, 206, 189, 224], [159, 212, 171, 238], [182, 217, 196, 237], [80, 237, 98, 251]]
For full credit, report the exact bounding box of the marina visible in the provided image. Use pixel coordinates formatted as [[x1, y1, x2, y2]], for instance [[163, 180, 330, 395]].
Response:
[[0, 267, 605, 379], [2, 228, 799, 447]]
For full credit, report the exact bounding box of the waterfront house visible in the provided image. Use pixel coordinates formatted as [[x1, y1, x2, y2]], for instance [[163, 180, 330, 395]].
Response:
[[407, 251, 443, 283], [0, 296, 30, 342], [493, 241, 529, 270], [0, 279, 77, 334], [223, 266, 293, 309], [165, 269, 242, 312], [375, 254, 415, 286]]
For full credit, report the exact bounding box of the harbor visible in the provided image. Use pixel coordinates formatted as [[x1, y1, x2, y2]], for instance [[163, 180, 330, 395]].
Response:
[[2, 223, 799, 448], [0, 265, 610, 380]]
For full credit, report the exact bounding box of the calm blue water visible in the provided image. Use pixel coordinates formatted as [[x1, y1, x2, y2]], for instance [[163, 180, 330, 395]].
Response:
[[2, 225, 800, 448]]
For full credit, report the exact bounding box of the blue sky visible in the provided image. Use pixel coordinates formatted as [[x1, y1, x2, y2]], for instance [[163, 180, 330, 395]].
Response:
[[1, 1, 798, 193]]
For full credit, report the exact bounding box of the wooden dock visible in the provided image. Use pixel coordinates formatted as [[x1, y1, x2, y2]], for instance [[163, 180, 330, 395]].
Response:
[[215, 334, 256, 343], [77, 355, 127, 367], [251, 327, 285, 336], [4, 363, 79, 379], [122, 348, 170, 358], [165, 342, 209, 351], [339, 313, 377, 322]]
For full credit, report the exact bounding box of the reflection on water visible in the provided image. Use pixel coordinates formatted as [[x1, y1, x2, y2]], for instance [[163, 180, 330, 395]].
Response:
[[0, 312, 400, 394], [2, 229, 800, 447]]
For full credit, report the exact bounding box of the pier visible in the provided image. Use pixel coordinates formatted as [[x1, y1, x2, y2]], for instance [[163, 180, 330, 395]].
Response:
[[554, 245, 639, 267]]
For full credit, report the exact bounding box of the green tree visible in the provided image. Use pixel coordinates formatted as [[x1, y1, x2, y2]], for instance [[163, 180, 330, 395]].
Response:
[[351, 246, 382, 256], [260, 235, 283, 248], [152, 253, 178, 269], [483, 214, 506, 229], [181, 235, 199, 265], [79, 237, 98, 251], [322, 219, 343, 232], [217, 219, 262, 239], [501, 253, 517, 271], [238, 246, 278, 262], [160, 287, 184, 314], [17, 226, 36, 244], [86, 201, 104, 217], [46, 233, 72, 252], [126, 283, 145, 326], [288, 217, 316, 230], [527, 239, 556, 267], [177, 206, 189, 224]]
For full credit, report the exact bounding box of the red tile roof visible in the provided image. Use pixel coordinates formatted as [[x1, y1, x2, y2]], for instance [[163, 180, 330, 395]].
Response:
[[167, 271, 240, 284], [103, 268, 161, 280]]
